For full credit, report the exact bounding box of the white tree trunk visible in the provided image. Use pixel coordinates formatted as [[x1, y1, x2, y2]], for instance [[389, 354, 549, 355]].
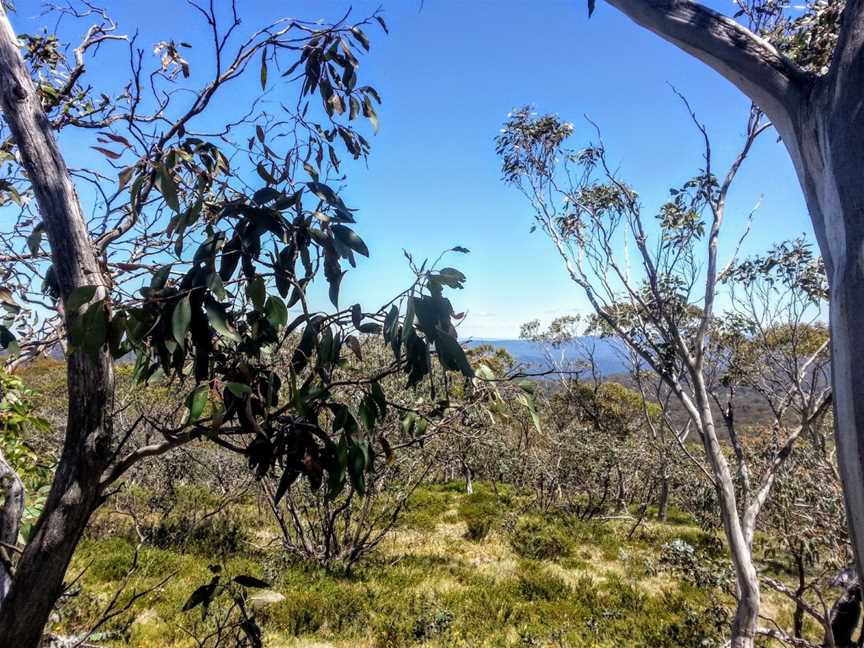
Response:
[[603, 0, 864, 629], [693, 383, 760, 648]]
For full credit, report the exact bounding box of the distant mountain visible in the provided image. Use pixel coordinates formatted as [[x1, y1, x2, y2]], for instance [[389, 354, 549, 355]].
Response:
[[464, 337, 632, 378]]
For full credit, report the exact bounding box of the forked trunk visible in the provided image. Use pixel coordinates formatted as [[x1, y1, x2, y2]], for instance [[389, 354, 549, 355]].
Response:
[[0, 9, 114, 646]]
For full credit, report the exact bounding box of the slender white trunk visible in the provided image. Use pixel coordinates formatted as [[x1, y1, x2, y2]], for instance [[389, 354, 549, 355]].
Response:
[[693, 381, 760, 648]]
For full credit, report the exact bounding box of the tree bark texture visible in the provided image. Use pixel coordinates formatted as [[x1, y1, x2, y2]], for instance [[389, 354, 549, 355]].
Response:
[[603, 1, 864, 642], [0, 8, 115, 647]]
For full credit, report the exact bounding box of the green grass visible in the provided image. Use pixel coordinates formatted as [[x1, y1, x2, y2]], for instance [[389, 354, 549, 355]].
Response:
[[53, 482, 733, 647]]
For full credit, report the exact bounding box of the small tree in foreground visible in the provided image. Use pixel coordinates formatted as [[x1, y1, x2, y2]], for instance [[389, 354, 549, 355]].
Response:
[[0, 4, 477, 645], [497, 102, 830, 646]]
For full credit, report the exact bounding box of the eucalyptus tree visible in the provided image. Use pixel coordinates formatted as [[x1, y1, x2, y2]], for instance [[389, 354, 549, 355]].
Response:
[[497, 103, 828, 646], [0, 3, 475, 646], [587, 0, 864, 590]]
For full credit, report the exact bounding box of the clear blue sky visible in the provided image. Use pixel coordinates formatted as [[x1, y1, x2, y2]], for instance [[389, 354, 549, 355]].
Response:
[[13, 1, 813, 338]]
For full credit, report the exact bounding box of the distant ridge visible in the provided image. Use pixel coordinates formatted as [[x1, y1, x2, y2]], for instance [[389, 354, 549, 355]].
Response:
[[464, 337, 631, 378]]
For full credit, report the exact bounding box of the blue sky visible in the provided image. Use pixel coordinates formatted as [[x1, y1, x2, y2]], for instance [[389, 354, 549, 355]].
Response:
[[12, 1, 813, 338]]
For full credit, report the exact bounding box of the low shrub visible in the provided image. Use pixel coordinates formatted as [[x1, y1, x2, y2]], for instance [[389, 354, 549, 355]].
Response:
[[509, 516, 571, 560], [459, 489, 501, 541], [516, 561, 571, 600], [144, 514, 246, 556]]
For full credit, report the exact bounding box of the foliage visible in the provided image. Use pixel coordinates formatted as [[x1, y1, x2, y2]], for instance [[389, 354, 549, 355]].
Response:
[[509, 515, 571, 560], [458, 487, 503, 541], [0, 370, 50, 485]]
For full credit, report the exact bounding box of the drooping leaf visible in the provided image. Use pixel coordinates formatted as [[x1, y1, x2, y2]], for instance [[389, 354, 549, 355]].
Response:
[[233, 574, 271, 589], [345, 334, 362, 360], [91, 146, 122, 160], [65, 285, 98, 313], [172, 295, 192, 347], [26, 224, 43, 256], [265, 295, 288, 329], [150, 264, 173, 290], [185, 385, 209, 423], [205, 299, 240, 342], [435, 332, 474, 378], [224, 382, 252, 398], [182, 577, 219, 612], [156, 163, 180, 212], [331, 224, 368, 257], [243, 277, 265, 312], [80, 301, 108, 356]]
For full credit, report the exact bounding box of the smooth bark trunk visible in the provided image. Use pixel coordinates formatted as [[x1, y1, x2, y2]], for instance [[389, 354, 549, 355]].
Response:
[[603, 0, 864, 625], [0, 9, 114, 646], [693, 385, 760, 648]]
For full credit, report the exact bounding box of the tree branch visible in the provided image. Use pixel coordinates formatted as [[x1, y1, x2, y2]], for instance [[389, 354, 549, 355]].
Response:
[[603, 0, 810, 128]]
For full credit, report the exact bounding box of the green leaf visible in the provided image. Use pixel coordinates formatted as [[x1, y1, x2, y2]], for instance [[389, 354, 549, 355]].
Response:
[[358, 322, 382, 335], [588, 0, 596, 16], [371, 381, 387, 416], [347, 441, 367, 495], [0, 325, 19, 356], [65, 285, 98, 313], [205, 300, 240, 342], [108, 312, 127, 358], [253, 187, 281, 205], [151, 265, 173, 289], [247, 276, 266, 311], [156, 163, 180, 212], [81, 301, 108, 356], [435, 332, 474, 378], [274, 465, 300, 504], [185, 385, 209, 423], [260, 49, 268, 90], [264, 295, 288, 329], [207, 272, 226, 301], [118, 166, 136, 190], [172, 295, 192, 347], [224, 382, 252, 398], [331, 225, 369, 257], [400, 413, 415, 437]]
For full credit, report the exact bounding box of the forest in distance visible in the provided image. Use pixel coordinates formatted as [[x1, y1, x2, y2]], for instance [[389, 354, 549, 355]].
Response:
[[0, 1, 863, 647]]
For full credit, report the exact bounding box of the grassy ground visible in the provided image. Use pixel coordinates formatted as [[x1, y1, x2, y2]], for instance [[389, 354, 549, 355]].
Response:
[[48, 482, 746, 647]]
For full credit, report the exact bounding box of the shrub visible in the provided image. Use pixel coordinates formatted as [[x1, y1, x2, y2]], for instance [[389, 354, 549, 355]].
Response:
[[398, 486, 452, 529], [516, 562, 571, 601], [659, 538, 733, 589], [413, 602, 454, 639], [459, 490, 501, 541], [509, 516, 571, 560], [144, 514, 245, 556]]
